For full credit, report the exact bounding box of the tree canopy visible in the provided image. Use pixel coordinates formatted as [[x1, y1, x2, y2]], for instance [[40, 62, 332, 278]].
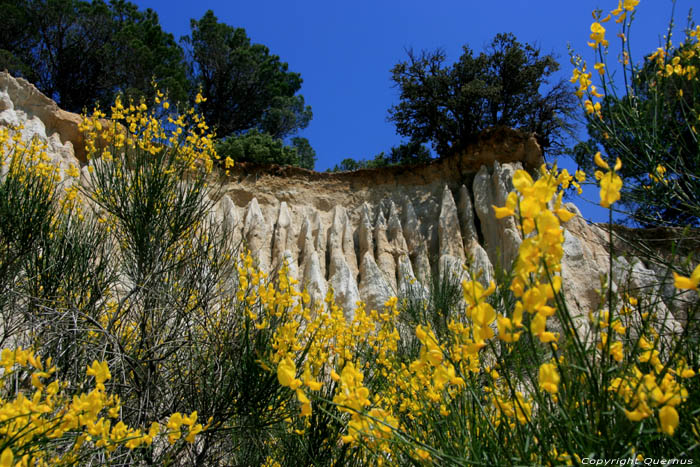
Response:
[[183, 10, 312, 140], [216, 131, 318, 169], [0, 0, 189, 112], [290, 137, 317, 170], [329, 142, 433, 172], [388, 33, 576, 157]]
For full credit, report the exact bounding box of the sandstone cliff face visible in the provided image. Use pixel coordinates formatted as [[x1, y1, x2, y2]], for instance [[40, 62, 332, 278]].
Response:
[[0, 71, 686, 332]]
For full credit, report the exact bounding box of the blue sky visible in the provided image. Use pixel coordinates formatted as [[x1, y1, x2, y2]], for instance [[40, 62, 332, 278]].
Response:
[[133, 0, 695, 222]]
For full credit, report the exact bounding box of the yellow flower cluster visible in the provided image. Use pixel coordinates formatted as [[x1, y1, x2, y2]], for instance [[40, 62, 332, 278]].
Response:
[[574, 1, 641, 120], [225, 251, 406, 457], [78, 88, 218, 173], [649, 34, 699, 81], [611, 0, 639, 24], [538, 362, 561, 395], [265, 260, 402, 449], [495, 165, 576, 345], [0, 348, 200, 466], [593, 151, 623, 208], [589, 20, 608, 49], [166, 411, 203, 444], [647, 164, 668, 185], [586, 287, 695, 439], [0, 127, 61, 187], [570, 65, 593, 99], [0, 124, 90, 228], [333, 362, 397, 446], [408, 324, 466, 402], [610, 357, 690, 436], [674, 265, 700, 293], [570, 60, 603, 119], [489, 388, 532, 427]]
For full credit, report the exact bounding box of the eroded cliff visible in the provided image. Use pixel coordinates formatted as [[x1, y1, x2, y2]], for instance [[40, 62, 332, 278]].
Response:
[[1, 71, 688, 334]]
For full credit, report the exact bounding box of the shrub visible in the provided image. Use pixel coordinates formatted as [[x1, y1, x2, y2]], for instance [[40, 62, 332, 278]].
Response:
[[571, 1, 700, 226]]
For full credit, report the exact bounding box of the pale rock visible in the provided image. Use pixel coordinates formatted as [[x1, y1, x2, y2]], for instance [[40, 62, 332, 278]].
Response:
[[402, 198, 431, 286], [456, 183, 494, 285], [387, 201, 409, 254], [0, 77, 80, 185], [298, 209, 326, 278], [328, 253, 361, 319], [501, 227, 522, 272], [243, 198, 270, 271], [491, 161, 520, 210], [559, 229, 600, 334], [80, 165, 92, 186], [311, 210, 325, 255], [564, 202, 582, 218], [298, 214, 315, 263], [357, 203, 374, 261], [492, 162, 522, 264], [387, 201, 401, 231], [474, 165, 499, 263], [396, 254, 423, 297], [438, 254, 465, 284], [655, 266, 678, 305], [425, 223, 439, 275], [613, 256, 682, 334], [327, 205, 358, 281], [387, 201, 412, 290], [374, 209, 397, 290], [341, 209, 358, 280], [272, 202, 294, 269], [438, 185, 465, 279], [627, 257, 662, 296], [359, 252, 393, 313], [467, 242, 494, 287], [327, 207, 344, 277], [208, 194, 234, 228], [214, 194, 241, 246], [473, 163, 522, 270], [1, 72, 86, 162], [280, 249, 300, 284], [379, 198, 393, 219], [458, 184, 478, 245], [0, 105, 20, 128], [302, 250, 327, 307], [563, 206, 610, 273], [0, 88, 13, 112], [611, 256, 631, 287]]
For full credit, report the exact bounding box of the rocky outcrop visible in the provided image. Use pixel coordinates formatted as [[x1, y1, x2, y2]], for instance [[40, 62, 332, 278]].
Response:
[[458, 185, 493, 285], [242, 198, 271, 272], [438, 185, 466, 276], [272, 202, 294, 269], [0, 73, 83, 182], [359, 253, 393, 313], [402, 199, 431, 287], [1, 70, 691, 331], [373, 210, 396, 291], [473, 163, 522, 270]]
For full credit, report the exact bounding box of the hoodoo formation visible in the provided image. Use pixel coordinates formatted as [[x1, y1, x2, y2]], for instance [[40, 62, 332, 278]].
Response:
[[0, 71, 688, 333]]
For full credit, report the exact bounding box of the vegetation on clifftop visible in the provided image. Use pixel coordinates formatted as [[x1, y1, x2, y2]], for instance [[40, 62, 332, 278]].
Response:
[[0, 0, 315, 169]]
